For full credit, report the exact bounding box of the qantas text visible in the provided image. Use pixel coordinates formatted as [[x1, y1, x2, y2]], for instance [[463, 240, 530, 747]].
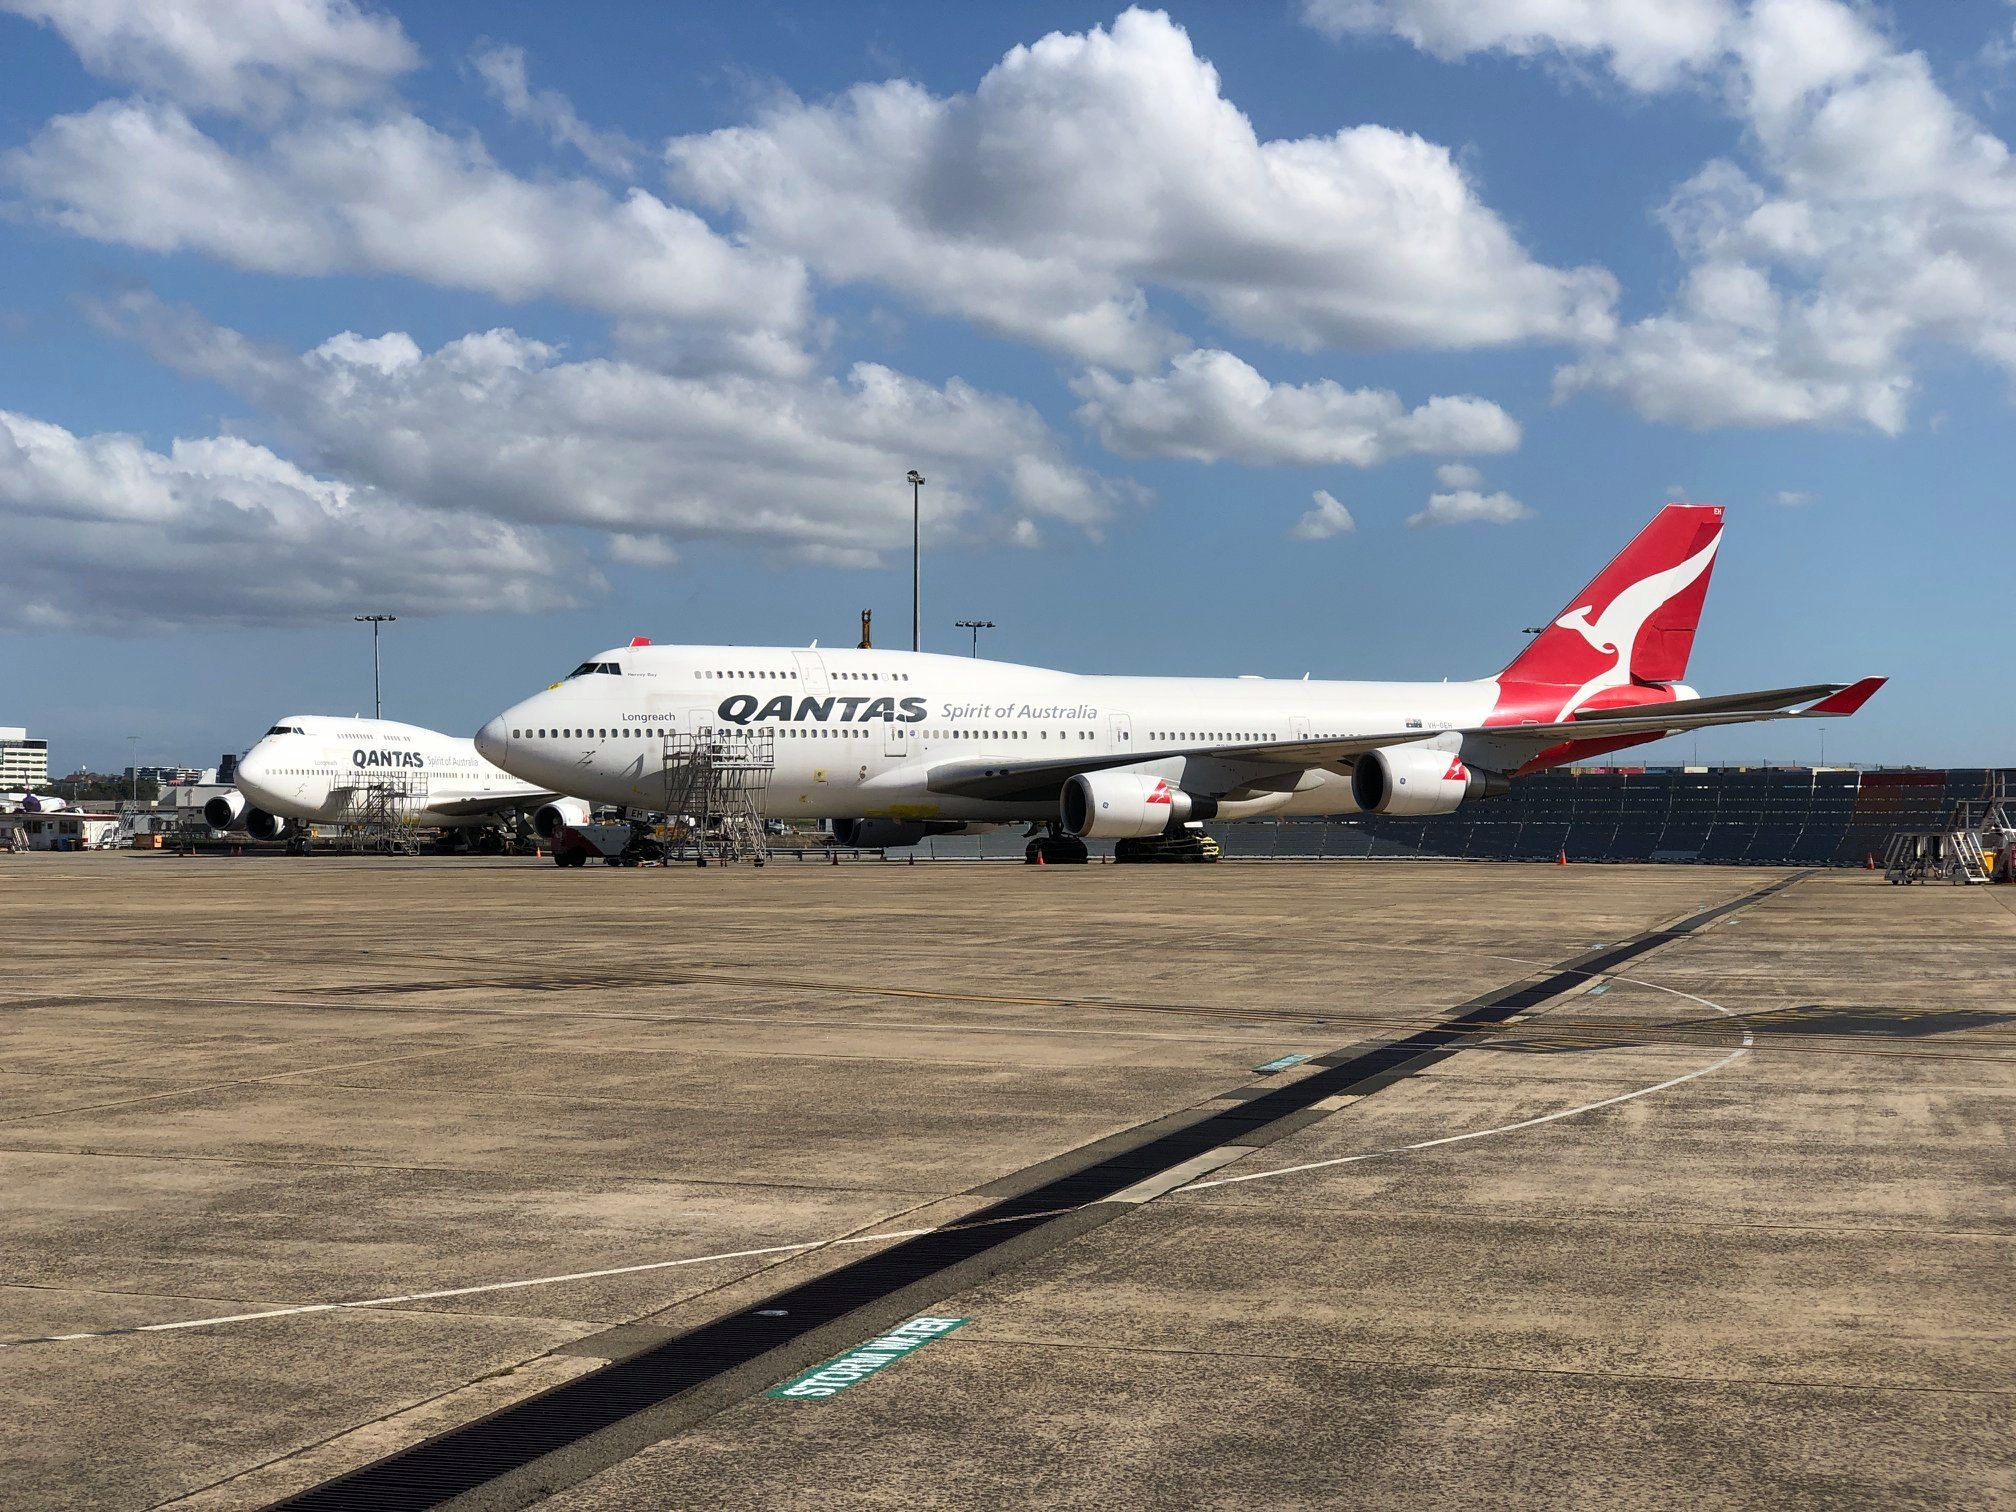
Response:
[[717, 695, 927, 726]]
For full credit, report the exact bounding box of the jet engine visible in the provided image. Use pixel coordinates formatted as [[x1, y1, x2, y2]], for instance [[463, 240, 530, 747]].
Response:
[[829, 818, 993, 849], [203, 791, 247, 830], [244, 808, 287, 842], [1350, 748, 1509, 817], [532, 798, 592, 838], [1060, 772, 1199, 838]]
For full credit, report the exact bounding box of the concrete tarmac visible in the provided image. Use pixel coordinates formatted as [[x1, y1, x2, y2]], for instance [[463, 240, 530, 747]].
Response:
[[0, 854, 2009, 1509]]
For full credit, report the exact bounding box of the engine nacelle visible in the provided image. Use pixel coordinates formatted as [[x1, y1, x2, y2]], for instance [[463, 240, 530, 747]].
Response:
[[244, 808, 287, 842], [532, 798, 592, 838], [203, 791, 247, 830], [1351, 748, 1509, 817], [1061, 772, 1197, 838], [829, 818, 992, 849]]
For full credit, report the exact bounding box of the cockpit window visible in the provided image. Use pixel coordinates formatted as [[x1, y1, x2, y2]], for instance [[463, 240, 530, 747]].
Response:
[[566, 662, 623, 678], [264, 725, 303, 735]]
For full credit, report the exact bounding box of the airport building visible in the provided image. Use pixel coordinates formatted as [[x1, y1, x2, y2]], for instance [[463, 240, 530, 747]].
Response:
[[1, 726, 49, 790], [127, 764, 203, 786]]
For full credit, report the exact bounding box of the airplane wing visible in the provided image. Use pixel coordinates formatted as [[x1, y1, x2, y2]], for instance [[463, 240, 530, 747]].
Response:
[[925, 678, 1884, 804], [422, 791, 563, 819]]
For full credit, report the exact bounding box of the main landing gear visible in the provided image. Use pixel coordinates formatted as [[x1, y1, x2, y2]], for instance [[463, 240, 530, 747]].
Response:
[[1113, 829, 1221, 864], [1024, 827, 1089, 865]]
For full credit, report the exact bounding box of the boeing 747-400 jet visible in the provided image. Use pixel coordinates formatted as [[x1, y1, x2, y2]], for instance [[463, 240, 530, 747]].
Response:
[[475, 505, 1883, 861], [209, 715, 589, 852]]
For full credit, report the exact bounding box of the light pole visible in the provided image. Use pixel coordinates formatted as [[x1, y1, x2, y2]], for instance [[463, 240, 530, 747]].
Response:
[[955, 619, 995, 658], [906, 470, 925, 653], [354, 615, 397, 720], [127, 734, 138, 806]]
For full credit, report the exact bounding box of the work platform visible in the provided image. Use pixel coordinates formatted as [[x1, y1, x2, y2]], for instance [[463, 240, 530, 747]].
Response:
[[0, 858, 2008, 1509]]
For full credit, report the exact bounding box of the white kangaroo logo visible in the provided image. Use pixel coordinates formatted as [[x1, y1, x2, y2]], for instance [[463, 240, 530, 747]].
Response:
[[1551, 531, 1720, 720]]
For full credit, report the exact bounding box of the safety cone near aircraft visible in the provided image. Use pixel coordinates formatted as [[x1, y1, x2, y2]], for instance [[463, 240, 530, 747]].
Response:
[[477, 505, 1884, 860]]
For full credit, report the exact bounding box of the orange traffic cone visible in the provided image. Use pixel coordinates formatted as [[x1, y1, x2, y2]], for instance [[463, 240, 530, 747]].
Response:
[[830, 850, 839, 866], [1864, 852, 1876, 870], [1556, 848, 1568, 866], [1036, 848, 1047, 866]]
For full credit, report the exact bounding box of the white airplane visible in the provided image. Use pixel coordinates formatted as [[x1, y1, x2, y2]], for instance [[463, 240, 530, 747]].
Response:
[[474, 505, 1884, 861], [208, 715, 589, 851], [1, 791, 68, 811]]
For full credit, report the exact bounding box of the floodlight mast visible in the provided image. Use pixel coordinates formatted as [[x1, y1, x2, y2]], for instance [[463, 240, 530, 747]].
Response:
[[354, 614, 397, 719], [955, 619, 995, 658], [906, 470, 925, 653]]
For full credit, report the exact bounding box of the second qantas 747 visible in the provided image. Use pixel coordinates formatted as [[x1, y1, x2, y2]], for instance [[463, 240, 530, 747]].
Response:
[[475, 505, 1883, 859]]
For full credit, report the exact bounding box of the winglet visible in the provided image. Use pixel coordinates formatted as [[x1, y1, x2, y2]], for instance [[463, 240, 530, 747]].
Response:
[[1807, 676, 1886, 716]]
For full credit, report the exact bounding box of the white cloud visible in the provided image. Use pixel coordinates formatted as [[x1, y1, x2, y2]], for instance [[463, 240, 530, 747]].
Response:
[[666, 7, 1615, 368], [1289, 489, 1356, 540], [607, 533, 680, 568], [0, 0, 418, 119], [1071, 349, 1520, 465], [1407, 487, 1533, 527], [1338, 0, 2016, 433], [102, 296, 1132, 562], [1301, 0, 1736, 91], [1433, 461, 1483, 488], [3, 101, 809, 343], [471, 41, 637, 176], [0, 407, 585, 630], [1306, 0, 1733, 90], [1772, 488, 1814, 506]]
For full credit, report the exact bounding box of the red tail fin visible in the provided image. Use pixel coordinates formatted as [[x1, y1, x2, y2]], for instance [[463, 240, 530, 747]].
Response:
[[1500, 504, 1724, 689]]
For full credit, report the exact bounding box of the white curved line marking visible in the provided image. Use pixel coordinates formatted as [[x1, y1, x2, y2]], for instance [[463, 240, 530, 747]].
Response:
[[1185, 978, 1752, 1191], [7, 980, 1751, 1349], [0, 1228, 935, 1349]]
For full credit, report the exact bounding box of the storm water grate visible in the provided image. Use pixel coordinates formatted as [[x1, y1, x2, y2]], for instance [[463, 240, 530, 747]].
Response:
[[276, 873, 1804, 1511]]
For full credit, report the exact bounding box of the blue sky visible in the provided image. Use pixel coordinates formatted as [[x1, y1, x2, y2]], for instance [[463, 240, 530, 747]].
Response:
[[2, 0, 2012, 774]]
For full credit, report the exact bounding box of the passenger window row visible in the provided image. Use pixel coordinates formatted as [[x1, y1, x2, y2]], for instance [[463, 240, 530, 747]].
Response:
[[689, 669, 915, 682]]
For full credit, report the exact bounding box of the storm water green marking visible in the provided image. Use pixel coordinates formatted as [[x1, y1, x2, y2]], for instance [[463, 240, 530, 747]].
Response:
[[1254, 1053, 1313, 1073], [764, 1316, 969, 1399]]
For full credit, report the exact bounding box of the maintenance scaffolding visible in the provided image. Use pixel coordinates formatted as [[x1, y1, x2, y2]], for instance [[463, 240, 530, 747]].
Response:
[[335, 773, 425, 855], [1883, 772, 2014, 884], [658, 729, 775, 866]]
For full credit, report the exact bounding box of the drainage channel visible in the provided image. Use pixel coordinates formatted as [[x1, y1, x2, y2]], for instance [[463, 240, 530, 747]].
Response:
[[278, 873, 1803, 1512]]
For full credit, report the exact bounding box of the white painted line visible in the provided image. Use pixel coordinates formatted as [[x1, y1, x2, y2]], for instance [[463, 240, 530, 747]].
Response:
[[4, 971, 1757, 1349], [1105, 1147, 1258, 1204], [0, 1227, 935, 1350], [1184, 980, 1755, 1191]]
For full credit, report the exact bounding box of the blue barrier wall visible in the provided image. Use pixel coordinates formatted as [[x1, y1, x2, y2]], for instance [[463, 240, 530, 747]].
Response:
[[1215, 767, 2013, 864]]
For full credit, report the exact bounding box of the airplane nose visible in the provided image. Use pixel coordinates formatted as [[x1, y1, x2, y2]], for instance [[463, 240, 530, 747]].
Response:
[[474, 716, 509, 765], [235, 750, 270, 797]]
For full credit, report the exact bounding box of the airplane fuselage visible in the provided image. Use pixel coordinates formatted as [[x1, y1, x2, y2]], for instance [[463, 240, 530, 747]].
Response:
[[478, 645, 1522, 824], [235, 716, 549, 828]]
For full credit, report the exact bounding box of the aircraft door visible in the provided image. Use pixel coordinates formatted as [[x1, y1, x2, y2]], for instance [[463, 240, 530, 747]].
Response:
[[1109, 713, 1132, 753], [793, 650, 829, 695], [885, 713, 910, 759], [1292, 716, 1310, 741]]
